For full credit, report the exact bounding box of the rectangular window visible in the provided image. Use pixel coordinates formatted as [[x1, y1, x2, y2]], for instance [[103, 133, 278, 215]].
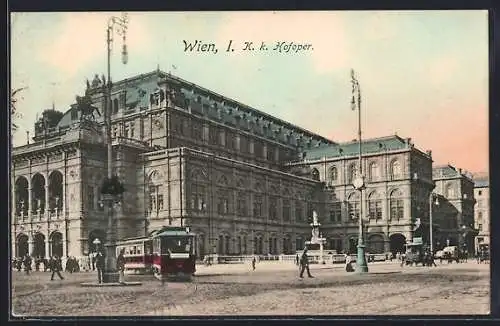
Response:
[[190, 184, 206, 212], [369, 200, 383, 220], [348, 202, 360, 220], [253, 195, 263, 217], [390, 199, 404, 220], [478, 224, 483, 231], [130, 122, 135, 138], [329, 203, 342, 222], [269, 197, 278, 220], [295, 202, 303, 222], [209, 126, 218, 145], [87, 186, 94, 210], [283, 200, 291, 221], [237, 192, 247, 216]]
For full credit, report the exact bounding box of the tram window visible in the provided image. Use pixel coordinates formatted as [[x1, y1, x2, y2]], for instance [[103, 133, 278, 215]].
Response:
[[162, 236, 193, 254], [132, 246, 137, 255], [137, 246, 142, 255]]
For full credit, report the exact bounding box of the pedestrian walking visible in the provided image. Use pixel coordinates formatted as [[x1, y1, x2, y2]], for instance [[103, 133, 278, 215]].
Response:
[[23, 255, 32, 275], [91, 252, 97, 271], [251, 256, 256, 271], [50, 255, 64, 280], [345, 254, 354, 272], [117, 249, 126, 284], [299, 248, 313, 278], [295, 254, 299, 266], [95, 251, 105, 284]]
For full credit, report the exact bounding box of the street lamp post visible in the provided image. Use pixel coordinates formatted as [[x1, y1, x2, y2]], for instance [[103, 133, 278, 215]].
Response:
[[429, 193, 439, 253], [99, 13, 129, 284], [351, 69, 368, 273]]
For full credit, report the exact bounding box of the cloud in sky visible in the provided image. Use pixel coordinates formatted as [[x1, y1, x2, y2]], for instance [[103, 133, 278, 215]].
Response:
[[10, 11, 488, 173]]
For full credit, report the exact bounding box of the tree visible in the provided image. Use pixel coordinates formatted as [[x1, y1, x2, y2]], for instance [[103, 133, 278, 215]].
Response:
[[11, 87, 28, 132], [34, 109, 65, 134]]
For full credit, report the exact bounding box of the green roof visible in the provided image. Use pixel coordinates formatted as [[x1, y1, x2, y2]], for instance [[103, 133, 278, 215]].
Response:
[[303, 135, 410, 160]]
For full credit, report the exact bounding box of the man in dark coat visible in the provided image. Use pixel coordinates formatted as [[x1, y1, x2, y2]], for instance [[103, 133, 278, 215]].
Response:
[[50, 255, 64, 280], [95, 251, 105, 284], [23, 255, 32, 275], [299, 248, 314, 278]]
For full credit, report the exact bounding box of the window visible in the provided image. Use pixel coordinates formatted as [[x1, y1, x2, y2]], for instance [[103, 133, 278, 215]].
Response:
[[148, 185, 164, 215], [478, 190, 482, 196], [478, 200, 484, 208], [295, 237, 304, 251], [348, 197, 360, 220], [369, 162, 378, 181], [348, 164, 357, 183], [130, 122, 135, 138], [368, 192, 382, 220], [329, 166, 338, 184], [113, 99, 119, 114], [295, 202, 303, 222], [190, 184, 206, 212], [217, 190, 230, 215], [390, 189, 404, 220], [192, 122, 203, 140], [329, 202, 342, 223], [209, 126, 218, 145], [225, 131, 234, 150], [391, 160, 401, 179], [267, 147, 275, 161], [112, 126, 118, 138], [236, 192, 247, 216], [253, 195, 263, 218], [87, 185, 95, 210], [283, 200, 291, 222], [311, 168, 320, 181], [124, 124, 129, 138], [478, 224, 483, 231], [254, 141, 263, 158], [240, 136, 249, 153], [269, 197, 278, 220], [445, 184, 455, 198]]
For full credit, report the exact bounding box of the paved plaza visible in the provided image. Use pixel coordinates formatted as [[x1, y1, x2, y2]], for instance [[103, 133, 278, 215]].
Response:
[[11, 261, 489, 317]]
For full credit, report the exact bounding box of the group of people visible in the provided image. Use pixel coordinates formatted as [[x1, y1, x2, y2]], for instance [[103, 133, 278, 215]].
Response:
[[12, 249, 127, 285]]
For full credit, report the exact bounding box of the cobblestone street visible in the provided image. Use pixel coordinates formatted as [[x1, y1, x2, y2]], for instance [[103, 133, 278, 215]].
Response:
[[11, 261, 489, 317]]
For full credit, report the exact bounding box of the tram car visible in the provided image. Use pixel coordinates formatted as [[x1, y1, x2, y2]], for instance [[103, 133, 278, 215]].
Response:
[[115, 237, 154, 274], [151, 226, 197, 281]]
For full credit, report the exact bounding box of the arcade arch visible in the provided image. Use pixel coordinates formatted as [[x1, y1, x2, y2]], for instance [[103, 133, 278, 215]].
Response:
[[15, 177, 29, 216], [16, 233, 29, 257], [50, 231, 63, 258], [389, 233, 406, 255]]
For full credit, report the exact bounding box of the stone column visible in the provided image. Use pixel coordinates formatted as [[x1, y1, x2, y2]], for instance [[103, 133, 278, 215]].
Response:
[[46, 239, 51, 258], [28, 234, 33, 256], [62, 163, 67, 220], [62, 230, 68, 258], [28, 185, 32, 219], [12, 182, 17, 219], [45, 183, 50, 218]]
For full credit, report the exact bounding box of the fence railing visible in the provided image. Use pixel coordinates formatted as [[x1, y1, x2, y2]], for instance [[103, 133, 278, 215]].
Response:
[[199, 253, 390, 265]]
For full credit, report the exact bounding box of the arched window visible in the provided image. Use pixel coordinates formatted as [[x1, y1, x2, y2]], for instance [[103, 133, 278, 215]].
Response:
[[113, 98, 119, 114], [348, 164, 357, 183], [311, 168, 320, 181], [329, 166, 338, 184], [390, 160, 401, 179], [445, 183, 455, 198], [368, 192, 382, 220], [369, 162, 379, 181], [478, 211, 483, 222], [347, 192, 360, 220], [390, 189, 404, 220]]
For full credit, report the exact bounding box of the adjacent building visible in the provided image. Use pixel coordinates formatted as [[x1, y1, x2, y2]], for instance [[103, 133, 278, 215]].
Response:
[[473, 174, 489, 249], [432, 165, 477, 253], [10, 70, 476, 260]]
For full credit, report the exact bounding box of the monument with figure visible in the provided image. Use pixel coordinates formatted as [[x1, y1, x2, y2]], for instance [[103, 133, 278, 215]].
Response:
[[306, 211, 327, 264]]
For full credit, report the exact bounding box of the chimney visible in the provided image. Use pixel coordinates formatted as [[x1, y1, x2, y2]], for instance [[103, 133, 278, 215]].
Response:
[[426, 150, 432, 157], [459, 168, 462, 174]]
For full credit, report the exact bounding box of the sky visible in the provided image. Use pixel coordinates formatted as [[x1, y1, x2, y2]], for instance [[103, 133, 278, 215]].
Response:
[[10, 11, 489, 173]]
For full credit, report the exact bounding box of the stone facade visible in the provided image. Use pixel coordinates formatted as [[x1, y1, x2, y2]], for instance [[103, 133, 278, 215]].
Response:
[[473, 176, 489, 249], [432, 165, 477, 252], [12, 70, 460, 260]]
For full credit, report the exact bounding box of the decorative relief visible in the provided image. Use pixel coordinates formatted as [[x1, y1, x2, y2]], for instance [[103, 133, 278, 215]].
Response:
[[66, 151, 77, 158], [217, 174, 229, 186], [49, 153, 63, 162], [15, 160, 29, 168], [32, 157, 45, 165]]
